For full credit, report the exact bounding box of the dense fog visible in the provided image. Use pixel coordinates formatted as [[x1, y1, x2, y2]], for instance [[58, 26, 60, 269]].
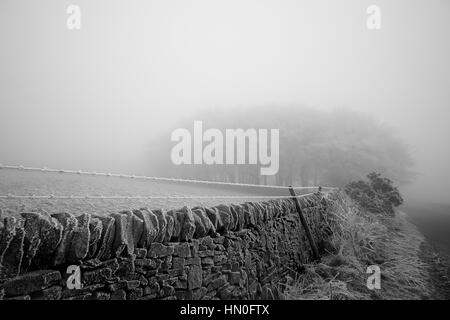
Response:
[[0, 0, 449, 205]]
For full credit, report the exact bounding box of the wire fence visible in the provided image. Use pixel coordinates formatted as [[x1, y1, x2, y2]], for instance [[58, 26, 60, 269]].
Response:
[[0, 193, 318, 200], [0, 163, 338, 200]]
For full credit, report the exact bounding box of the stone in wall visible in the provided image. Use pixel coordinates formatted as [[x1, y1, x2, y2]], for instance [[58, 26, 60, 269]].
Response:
[[215, 204, 232, 231], [241, 203, 253, 227], [0, 217, 24, 279], [67, 213, 91, 262], [87, 217, 103, 259], [258, 202, 269, 222], [248, 202, 263, 225], [228, 204, 239, 231], [260, 202, 272, 222], [0, 270, 61, 297], [179, 207, 195, 242], [192, 207, 215, 237], [130, 212, 144, 250], [19, 213, 43, 273], [230, 204, 245, 231], [111, 213, 128, 257], [25, 212, 62, 269], [164, 213, 174, 243], [271, 200, 284, 218], [134, 208, 159, 247], [187, 264, 202, 290], [147, 243, 174, 258], [191, 208, 207, 238], [31, 285, 62, 300], [205, 207, 223, 232], [166, 209, 181, 241], [0, 217, 15, 265], [173, 242, 190, 258], [51, 212, 78, 266], [111, 211, 144, 257], [94, 215, 116, 260], [151, 210, 166, 243]]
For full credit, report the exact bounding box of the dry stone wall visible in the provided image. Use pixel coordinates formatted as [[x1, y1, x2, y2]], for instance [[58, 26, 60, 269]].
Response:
[[0, 193, 332, 300]]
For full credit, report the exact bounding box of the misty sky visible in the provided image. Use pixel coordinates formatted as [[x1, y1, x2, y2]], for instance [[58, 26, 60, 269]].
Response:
[[0, 0, 449, 203]]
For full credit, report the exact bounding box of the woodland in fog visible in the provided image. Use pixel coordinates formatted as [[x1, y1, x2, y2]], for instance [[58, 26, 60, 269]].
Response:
[[149, 106, 413, 187]]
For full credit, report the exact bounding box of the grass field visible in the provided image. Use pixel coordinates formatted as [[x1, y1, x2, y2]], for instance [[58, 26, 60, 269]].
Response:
[[282, 192, 450, 300], [0, 169, 293, 216]]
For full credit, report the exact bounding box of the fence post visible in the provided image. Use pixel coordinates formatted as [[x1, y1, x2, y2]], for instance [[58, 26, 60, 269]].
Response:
[[289, 186, 320, 260]]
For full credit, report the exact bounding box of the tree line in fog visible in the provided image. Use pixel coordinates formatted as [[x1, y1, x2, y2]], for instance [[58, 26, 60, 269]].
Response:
[[148, 106, 413, 188]]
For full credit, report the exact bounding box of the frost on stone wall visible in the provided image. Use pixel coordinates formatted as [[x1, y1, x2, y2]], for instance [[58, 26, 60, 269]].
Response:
[[0, 193, 330, 300]]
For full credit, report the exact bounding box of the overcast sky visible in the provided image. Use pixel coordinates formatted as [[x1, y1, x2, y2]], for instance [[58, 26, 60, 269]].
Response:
[[0, 0, 449, 203]]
